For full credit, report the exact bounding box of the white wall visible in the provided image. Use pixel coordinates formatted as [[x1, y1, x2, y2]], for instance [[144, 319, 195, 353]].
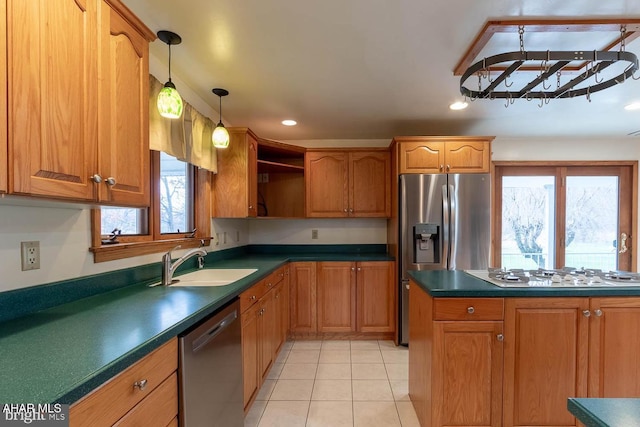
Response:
[[248, 218, 387, 245]]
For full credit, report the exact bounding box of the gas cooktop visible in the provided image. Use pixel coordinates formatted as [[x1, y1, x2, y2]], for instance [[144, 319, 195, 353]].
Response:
[[465, 268, 640, 288]]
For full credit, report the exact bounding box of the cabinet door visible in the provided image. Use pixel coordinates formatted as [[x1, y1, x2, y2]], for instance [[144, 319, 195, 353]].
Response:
[[289, 262, 317, 333], [305, 151, 348, 217], [272, 282, 285, 354], [317, 262, 356, 332], [247, 134, 258, 217], [213, 129, 257, 217], [349, 152, 391, 217], [589, 297, 640, 398], [398, 141, 445, 174], [0, 0, 6, 194], [445, 140, 490, 173], [357, 261, 395, 333], [433, 321, 503, 427], [9, 0, 99, 200], [258, 291, 275, 379], [241, 304, 259, 409], [98, 4, 150, 206], [503, 298, 589, 427]]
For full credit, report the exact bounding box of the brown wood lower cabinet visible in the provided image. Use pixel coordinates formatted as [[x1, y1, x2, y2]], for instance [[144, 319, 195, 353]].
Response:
[[289, 261, 317, 333], [240, 266, 288, 410], [303, 261, 395, 338], [409, 284, 640, 427], [409, 283, 503, 427], [70, 338, 178, 427]]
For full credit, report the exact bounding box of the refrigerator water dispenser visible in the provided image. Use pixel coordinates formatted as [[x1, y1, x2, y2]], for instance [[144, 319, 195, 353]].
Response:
[[413, 223, 439, 263]]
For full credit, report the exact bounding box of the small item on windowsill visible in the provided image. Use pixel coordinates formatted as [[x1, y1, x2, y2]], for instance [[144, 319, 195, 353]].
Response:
[[102, 228, 121, 245]]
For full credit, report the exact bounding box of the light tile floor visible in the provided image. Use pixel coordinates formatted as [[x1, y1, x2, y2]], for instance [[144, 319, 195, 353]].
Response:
[[244, 340, 420, 427]]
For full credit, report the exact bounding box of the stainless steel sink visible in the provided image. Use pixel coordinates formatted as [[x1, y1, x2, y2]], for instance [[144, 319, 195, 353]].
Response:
[[169, 268, 258, 287]]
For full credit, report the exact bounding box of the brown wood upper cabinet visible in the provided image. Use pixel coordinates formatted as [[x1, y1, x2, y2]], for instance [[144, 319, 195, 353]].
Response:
[[214, 128, 259, 217], [305, 149, 391, 218], [396, 136, 492, 174], [213, 129, 306, 218], [0, 0, 6, 195], [8, 0, 154, 206]]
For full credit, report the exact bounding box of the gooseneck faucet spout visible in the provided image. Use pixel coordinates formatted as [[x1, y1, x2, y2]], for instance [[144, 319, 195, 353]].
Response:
[[161, 245, 208, 286]]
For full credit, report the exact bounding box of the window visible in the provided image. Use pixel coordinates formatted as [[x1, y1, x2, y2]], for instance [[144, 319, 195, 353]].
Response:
[[90, 150, 211, 262], [494, 162, 636, 271]]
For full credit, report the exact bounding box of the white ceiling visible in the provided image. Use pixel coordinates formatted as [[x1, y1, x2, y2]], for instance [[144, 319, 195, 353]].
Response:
[[122, 0, 640, 141]]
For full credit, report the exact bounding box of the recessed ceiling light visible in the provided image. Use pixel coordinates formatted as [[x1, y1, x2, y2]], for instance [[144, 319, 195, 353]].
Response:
[[449, 101, 468, 111], [624, 102, 640, 111], [282, 119, 297, 126]]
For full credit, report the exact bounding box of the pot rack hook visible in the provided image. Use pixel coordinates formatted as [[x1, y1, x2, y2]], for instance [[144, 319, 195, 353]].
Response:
[[586, 85, 592, 103]]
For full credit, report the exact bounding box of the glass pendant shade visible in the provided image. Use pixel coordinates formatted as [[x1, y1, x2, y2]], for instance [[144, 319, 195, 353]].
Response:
[[212, 123, 230, 148], [157, 82, 183, 119]]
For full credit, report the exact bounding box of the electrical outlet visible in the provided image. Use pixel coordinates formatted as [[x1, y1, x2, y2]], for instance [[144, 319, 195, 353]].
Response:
[[311, 229, 318, 239], [223, 232, 228, 244], [215, 233, 220, 246], [21, 241, 40, 271], [236, 230, 240, 242]]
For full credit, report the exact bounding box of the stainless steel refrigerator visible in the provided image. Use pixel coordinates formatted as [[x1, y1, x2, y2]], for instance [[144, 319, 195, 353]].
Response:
[[399, 174, 491, 345]]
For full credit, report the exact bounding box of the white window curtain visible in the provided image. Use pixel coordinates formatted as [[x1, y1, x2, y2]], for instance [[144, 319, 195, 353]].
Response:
[[148, 75, 218, 173]]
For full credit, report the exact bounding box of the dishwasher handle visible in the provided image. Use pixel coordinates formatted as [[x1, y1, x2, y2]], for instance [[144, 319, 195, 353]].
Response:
[[192, 309, 238, 353]]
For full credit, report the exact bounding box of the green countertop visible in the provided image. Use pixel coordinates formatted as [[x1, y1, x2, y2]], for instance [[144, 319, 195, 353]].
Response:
[[568, 398, 640, 427], [409, 270, 640, 297], [0, 251, 392, 404]]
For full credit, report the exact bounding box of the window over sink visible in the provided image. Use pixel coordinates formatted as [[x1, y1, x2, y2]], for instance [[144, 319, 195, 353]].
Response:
[[90, 151, 211, 262]]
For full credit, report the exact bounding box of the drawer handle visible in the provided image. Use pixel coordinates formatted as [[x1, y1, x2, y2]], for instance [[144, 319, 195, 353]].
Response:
[[133, 379, 148, 391], [594, 309, 603, 317], [467, 306, 475, 314], [497, 334, 504, 342]]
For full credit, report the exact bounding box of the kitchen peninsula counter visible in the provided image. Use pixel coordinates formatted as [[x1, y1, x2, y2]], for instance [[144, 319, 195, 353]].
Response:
[[409, 269, 640, 297], [0, 246, 393, 405]]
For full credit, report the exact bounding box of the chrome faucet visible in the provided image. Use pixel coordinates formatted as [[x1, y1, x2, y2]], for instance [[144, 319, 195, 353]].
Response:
[[161, 245, 208, 286]]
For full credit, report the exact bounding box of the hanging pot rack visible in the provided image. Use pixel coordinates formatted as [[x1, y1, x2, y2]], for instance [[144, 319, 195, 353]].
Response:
[[458, 22, 640, 104]]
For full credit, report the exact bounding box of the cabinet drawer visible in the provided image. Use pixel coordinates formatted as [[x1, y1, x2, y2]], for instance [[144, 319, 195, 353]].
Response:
[[240, 281, 266, 313], [433, 298, 504, 321], [113, 372, 178, 427], [263, 268, 285, 293], [70, 338, 177, 427]]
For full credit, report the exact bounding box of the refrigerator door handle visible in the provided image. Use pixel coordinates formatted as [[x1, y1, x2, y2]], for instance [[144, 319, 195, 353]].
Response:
[[448, 184, 456, 270], [442, 184, 450, 270]]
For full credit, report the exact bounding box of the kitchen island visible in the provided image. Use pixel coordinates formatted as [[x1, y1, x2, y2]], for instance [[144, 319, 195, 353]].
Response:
[[408, 270, 640, 427]]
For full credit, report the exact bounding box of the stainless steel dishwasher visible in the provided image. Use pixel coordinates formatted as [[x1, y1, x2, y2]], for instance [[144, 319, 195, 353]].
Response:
[[179, 299, 243, 426]]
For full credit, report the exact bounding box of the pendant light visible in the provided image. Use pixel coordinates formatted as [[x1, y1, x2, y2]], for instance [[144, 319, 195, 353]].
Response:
[[212, 88, 230, 148], [157, 30, 183, 119]]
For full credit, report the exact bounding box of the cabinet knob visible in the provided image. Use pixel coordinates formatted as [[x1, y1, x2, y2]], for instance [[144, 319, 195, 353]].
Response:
[[249, 205, 253, 210], [594, 309, 603, 317], [446, 164, 451, 171], [349, 208, 354, 214], [133, 379, 148, 391], [351, 267, 355, 271], [583, 310, 591, 317], [467, 306, 475, 314], [250, 295, 256, 301], [439, 165, 443, 171], [90, 174, 102, 183], [357, 267, 361, 271], [496, 334, 504, 342], [105, 177, 116, 186], [343, 208, 348, 213]]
